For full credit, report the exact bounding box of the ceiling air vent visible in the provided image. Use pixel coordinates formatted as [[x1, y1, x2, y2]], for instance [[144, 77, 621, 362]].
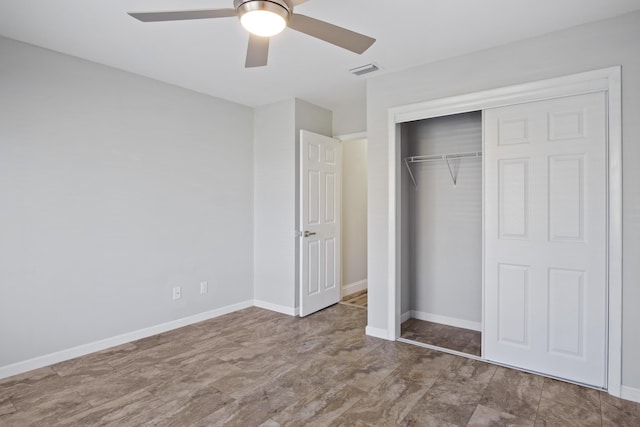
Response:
[[349, 63, 379, 76]]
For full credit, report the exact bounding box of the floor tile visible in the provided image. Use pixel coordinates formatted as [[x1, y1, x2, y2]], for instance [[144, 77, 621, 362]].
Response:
[[192, 399, 272, 427], [404, 387, 482, 426], [535, 397, 601, 427], [401, 318, 481, 356], [9, 388, 92, 425], [273, 383, 365, 426], [210, 362, 294, 399], [479, 366, 543, 420], [0, 398, 16, 416], [332, 350, 401, 392], [333, 371, 431, 426], [56, 388, 157, 425], [400, 412, 458, 427], [539, 378, 601, 413], [467, 404, 534, 427], [147, 387, 236, 427], [600, 391, 640, 427], [394, 348, 455, 386]]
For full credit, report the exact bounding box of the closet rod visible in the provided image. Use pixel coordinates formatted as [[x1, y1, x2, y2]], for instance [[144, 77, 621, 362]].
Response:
[[404, 151, 482, 187], [406, 151, 482, 163]]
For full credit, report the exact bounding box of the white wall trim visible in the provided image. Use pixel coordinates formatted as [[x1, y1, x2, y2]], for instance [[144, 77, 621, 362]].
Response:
[[401, 311, 412, 323], [254, 299, 299, 316], [342, 279, 367, 297], [411, 311, 482, 332], [606, 67, 623, 398], [391, 68, 614, 124], [334, 131, 366, 142], [386, 66, 623, 397], [365, 326, 389, 339], [621, 385, 640, 404], [0, 300, 254, 380]]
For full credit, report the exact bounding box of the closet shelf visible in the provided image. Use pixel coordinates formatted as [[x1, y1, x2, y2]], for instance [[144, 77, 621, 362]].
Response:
[[404, 151, 482, 187]]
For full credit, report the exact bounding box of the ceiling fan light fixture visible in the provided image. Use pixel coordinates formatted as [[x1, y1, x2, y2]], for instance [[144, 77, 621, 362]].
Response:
[[238, 1, 289, 37]]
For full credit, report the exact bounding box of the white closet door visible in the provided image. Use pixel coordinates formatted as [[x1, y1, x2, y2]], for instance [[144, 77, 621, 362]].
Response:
[[484, 92, 607, 387]]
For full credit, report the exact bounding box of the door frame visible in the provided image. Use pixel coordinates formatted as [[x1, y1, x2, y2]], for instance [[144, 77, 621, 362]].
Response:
[[386, 67, 622, 396]]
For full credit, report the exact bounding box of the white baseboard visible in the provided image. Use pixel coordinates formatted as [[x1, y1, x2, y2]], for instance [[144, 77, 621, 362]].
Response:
[[253, 299, 298, 316], [0, 300, 254, 381], [365, 326, 390, 340], [401, 311, 412, 323], [411, 310, 482, 332], [342, 280, 367, 297], [621, 385, 640, 403]]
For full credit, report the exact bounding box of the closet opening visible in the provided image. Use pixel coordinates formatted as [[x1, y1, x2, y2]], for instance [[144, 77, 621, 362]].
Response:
[[399, 111, 483, 357]]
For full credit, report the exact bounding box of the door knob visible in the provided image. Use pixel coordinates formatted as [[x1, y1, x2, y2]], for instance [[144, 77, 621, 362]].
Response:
[[303, 231, 317, 237]]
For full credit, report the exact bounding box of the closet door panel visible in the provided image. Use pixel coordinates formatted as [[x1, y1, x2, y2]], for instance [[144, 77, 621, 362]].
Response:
[[484, 92, 607, 388], [497, 263, 530, 347], [498, 159, 530, 239], [548, 155, 585, 242], [498, 117, 530, 145], [547, 268, 585, 357]]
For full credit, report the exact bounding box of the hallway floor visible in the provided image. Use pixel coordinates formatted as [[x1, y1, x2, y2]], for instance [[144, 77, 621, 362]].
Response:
[[341, 289, 367, 308]]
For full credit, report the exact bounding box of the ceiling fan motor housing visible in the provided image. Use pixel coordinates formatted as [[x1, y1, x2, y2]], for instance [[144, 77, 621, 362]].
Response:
[[234, 0, 292, 22]]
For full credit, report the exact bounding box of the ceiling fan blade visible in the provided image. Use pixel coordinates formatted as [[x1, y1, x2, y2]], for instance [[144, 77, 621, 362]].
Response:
[[245, 34, 270, 68], [289, 0, 310, 5], [128, 9, 236, 23], [288, 14, 375, 54]]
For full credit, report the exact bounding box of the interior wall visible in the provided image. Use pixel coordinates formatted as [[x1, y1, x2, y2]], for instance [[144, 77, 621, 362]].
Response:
[[0, 37, 255, 369], [366, 10, 640, 389], [332, 95, 366, 137], [253, 99, 296, 310], [253, 98, 331, 312], [404, 112, 482, 325], [341, 138, 368, 293]]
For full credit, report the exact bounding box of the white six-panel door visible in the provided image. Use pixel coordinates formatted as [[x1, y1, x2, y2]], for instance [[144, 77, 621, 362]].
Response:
[[484, 92, 607, 387], [299, 130, 342, 317]]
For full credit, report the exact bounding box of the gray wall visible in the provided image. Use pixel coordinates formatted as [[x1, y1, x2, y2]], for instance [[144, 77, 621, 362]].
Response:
[[253, 100, 296, 309], [342, 138, 368, 289], [332, 97, 366, 136], [0, 37, 255, 368], [367, 11, 640, 388], [253, 99, 331, 311], [403, 113, 482, 323]]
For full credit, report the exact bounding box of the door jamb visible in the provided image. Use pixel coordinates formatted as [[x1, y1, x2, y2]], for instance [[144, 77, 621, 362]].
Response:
[[386, 67, 622, 397]]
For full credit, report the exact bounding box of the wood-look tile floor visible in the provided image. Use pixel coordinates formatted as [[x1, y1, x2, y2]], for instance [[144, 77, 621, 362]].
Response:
[[341, 290, 367, 308], [1, 304, 639, 426], [401, 318, 482, 357]]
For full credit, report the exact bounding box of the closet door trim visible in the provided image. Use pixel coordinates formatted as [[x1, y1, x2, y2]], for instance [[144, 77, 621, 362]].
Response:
[[386, 66, 622, 396]]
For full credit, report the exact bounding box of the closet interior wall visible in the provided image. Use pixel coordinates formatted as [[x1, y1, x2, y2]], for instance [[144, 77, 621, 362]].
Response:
[[400, 111, 483, 329]]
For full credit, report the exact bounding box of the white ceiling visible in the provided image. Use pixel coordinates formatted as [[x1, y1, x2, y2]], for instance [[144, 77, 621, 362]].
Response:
[[1, 0, 639, 114]]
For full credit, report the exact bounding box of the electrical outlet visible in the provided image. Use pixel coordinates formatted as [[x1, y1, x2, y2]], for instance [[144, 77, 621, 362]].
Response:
[[172, 286, 181, 300], [200, 281, 208, 294]]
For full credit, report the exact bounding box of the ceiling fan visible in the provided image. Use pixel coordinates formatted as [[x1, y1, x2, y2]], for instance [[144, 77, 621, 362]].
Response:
[[128, 0, 376, 68]]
